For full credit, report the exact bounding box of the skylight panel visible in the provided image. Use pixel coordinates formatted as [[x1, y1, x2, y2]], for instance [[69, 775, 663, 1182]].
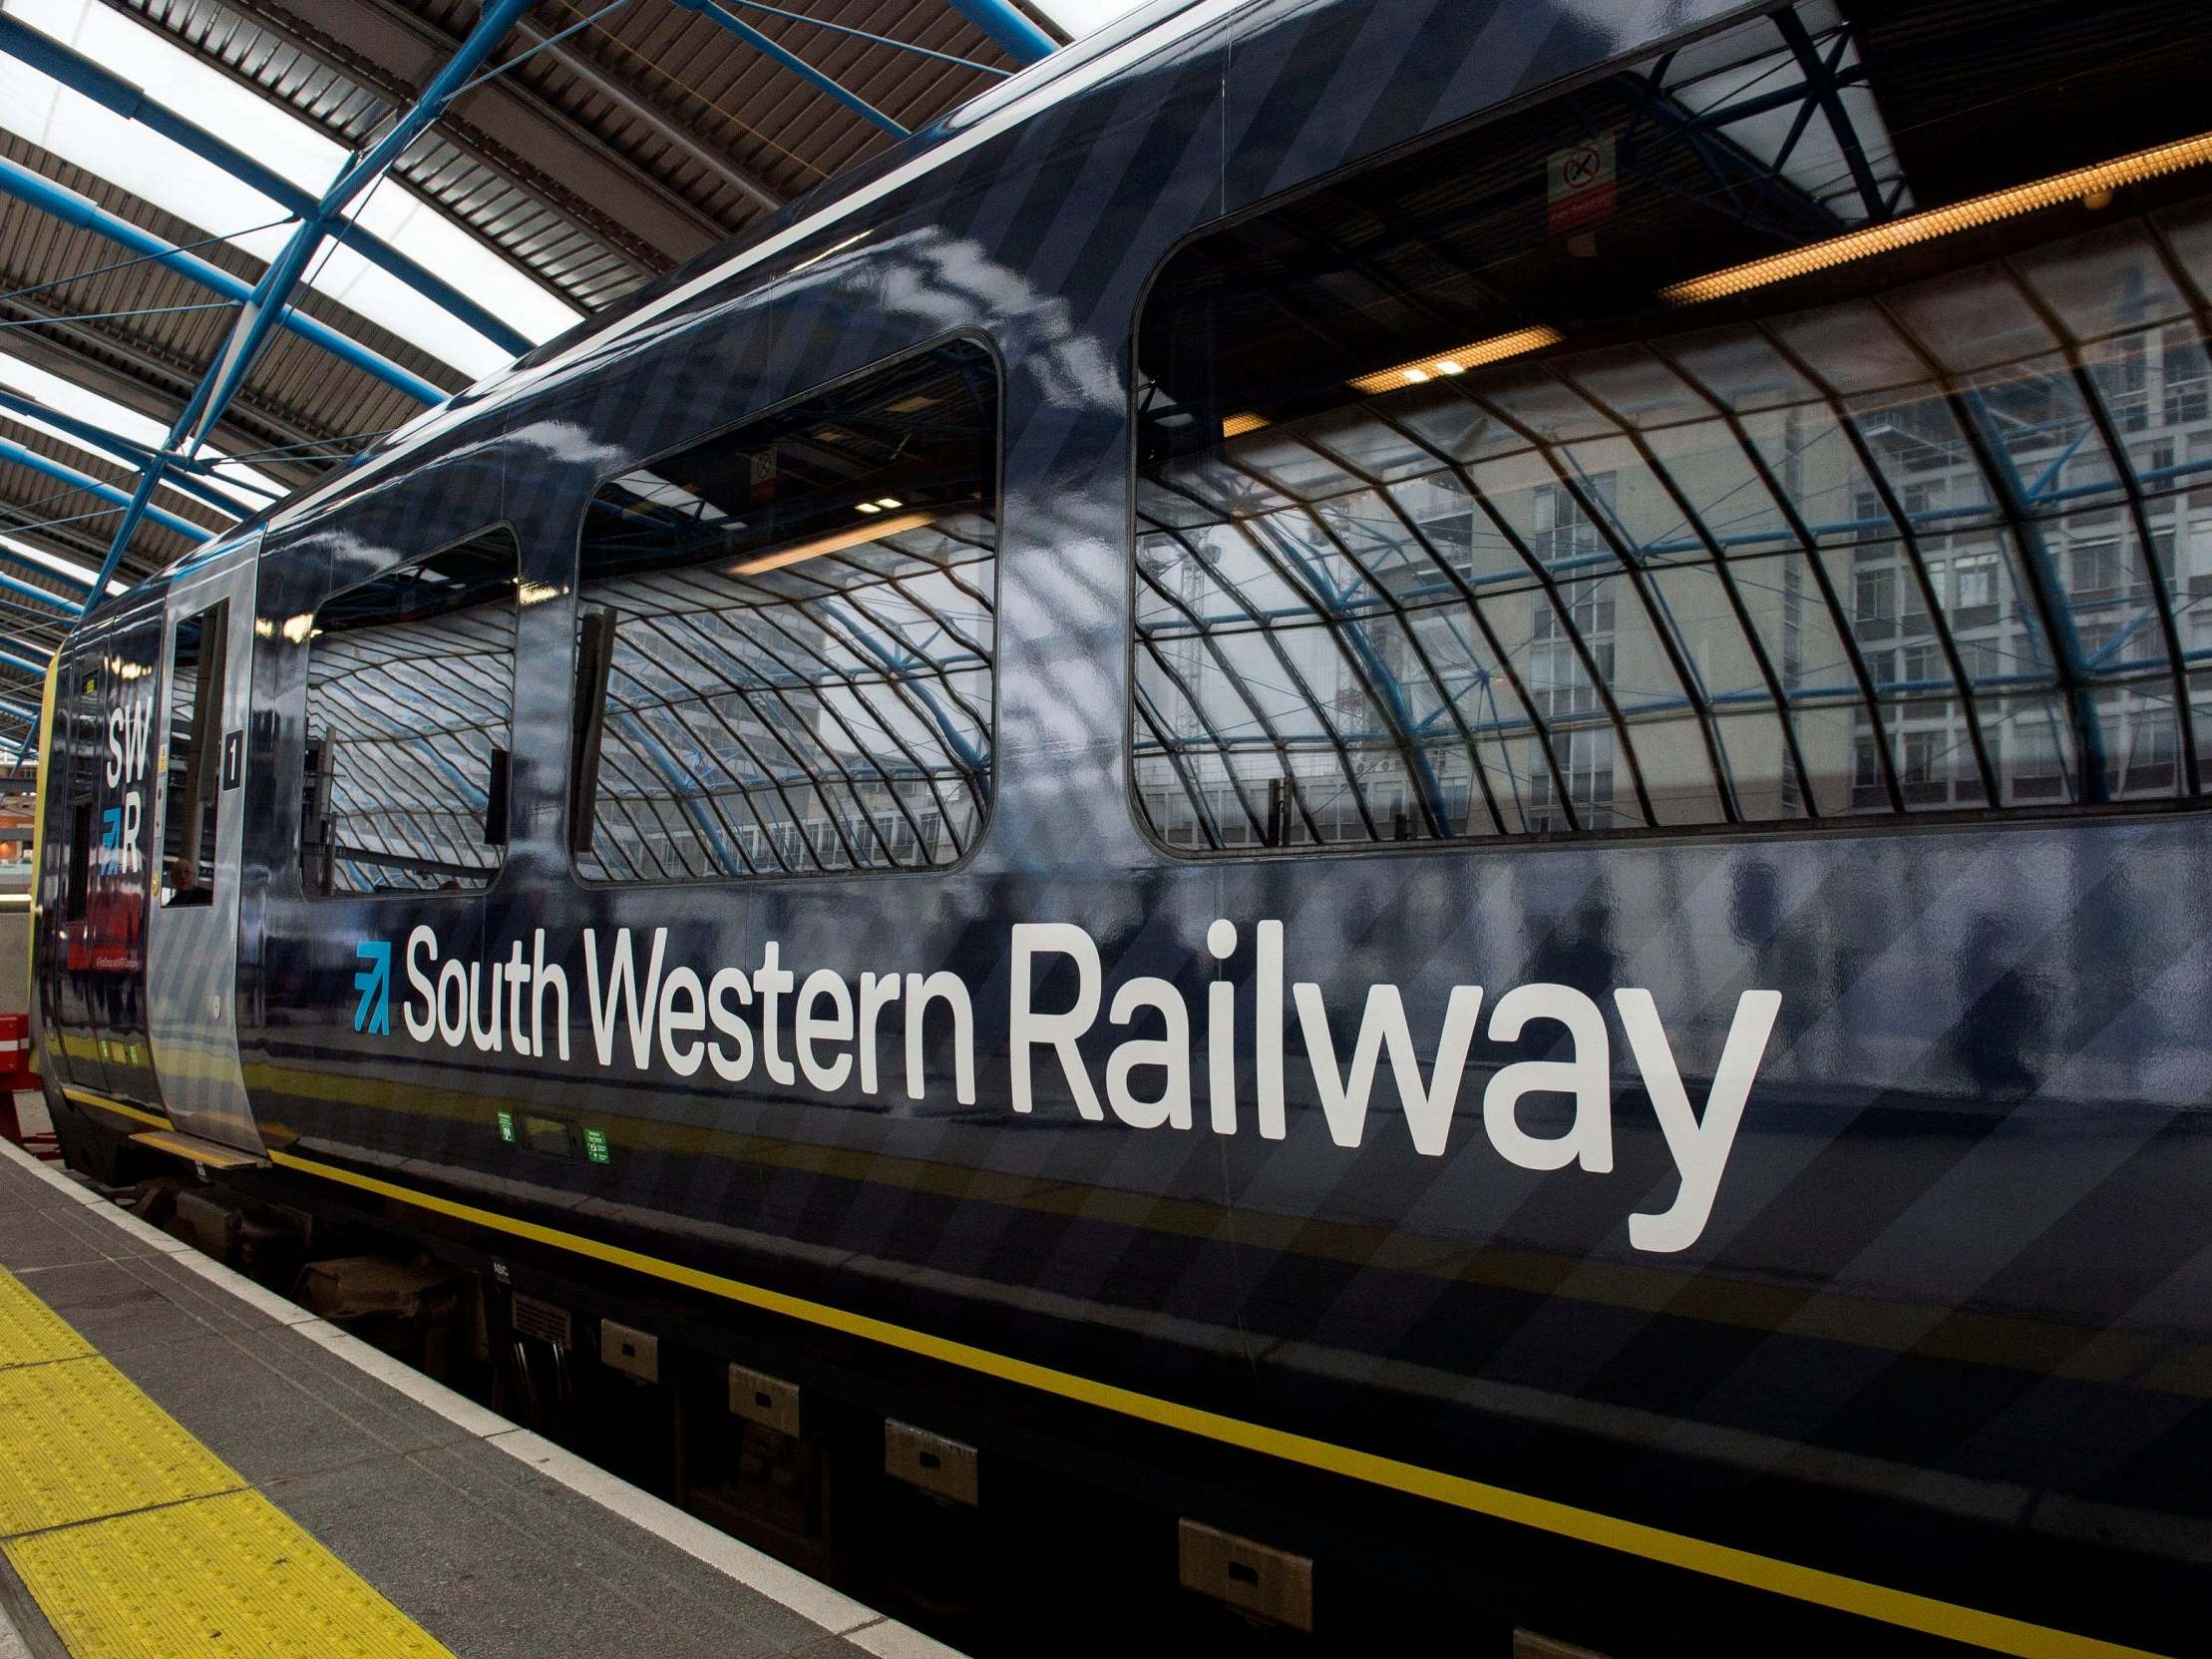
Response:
[[3, 0, 582, 378], [0, 534, 127, 596], [1027, 0, 1154, 38], [0, 347, 285, 510]]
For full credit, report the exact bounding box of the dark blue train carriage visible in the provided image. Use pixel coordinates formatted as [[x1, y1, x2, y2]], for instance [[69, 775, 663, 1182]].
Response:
[[31, 1, 2212, 1651]]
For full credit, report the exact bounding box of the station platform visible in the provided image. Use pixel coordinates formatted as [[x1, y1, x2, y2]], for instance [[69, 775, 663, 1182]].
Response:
[[0, 1132, 959, 1659]]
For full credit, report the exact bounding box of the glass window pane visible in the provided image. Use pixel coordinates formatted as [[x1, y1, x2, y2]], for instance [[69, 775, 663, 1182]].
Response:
[[1131, 0, 2212, 850], [573, 340, 996, 883], [303, 529, 517, 895], [161, 602, 224, 907]]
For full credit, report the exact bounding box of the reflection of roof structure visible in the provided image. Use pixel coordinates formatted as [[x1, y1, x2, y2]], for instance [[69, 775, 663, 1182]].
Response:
[[576, 338, 997, 880], [1133, 0, 2212, 849], [0, 0, 1111, 775]]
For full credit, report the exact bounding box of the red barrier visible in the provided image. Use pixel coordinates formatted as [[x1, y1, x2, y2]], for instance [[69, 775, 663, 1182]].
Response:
[[0, 1015, 54, 1159], [0, 1015, 31, 1091]]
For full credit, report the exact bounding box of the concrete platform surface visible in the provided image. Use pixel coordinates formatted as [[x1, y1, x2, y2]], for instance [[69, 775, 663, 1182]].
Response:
[[0, 1136, 961, 1659]]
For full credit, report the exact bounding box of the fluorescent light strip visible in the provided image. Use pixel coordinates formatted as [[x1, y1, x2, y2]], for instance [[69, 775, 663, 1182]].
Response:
[[733, 511, 934, 576], [1661, 127, 2212, 305], [1347, 326, 1565, 396], [1220, 412, 1270, 438]]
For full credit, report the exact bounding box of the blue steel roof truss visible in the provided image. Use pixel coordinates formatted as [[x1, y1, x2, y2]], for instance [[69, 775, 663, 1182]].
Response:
[[0, 0, 1057, 721]]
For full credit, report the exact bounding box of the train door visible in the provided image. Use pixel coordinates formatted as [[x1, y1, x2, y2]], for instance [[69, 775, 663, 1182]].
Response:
[[42, 643, 113, 1096], [145, 543, 261, 1151]]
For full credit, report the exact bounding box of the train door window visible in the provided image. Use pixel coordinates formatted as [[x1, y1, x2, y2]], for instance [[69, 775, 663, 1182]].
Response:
[[301, 527, 520, 895], [62, 665, 97, 919], [1130, 0, 2212, 849], [64, 799, 91, 921], [161, 602, 226, 906], [570, 338, 997, 882]]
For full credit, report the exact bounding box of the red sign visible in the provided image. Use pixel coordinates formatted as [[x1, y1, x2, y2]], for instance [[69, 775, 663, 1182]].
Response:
[[1548, 136, 1617, 234]]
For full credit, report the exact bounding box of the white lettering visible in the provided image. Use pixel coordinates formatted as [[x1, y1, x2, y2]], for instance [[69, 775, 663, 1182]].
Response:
[[796, 969, 853, 1091], [403, 925, 438, 1041], [436, 958, 468, 1048], [1255, 919, 1286, 1140], [904, 971, 973, 1105], [1482, 984, 1613, 1173], [1105, 977, 1192, 1130], [584, 927, 666, 1068], [706, 967, 753, 1081], [507, 939, 531, 1057], [753, 942, 795, 1086], [1009, 923, 1101, 1119], [858, 971, 901, 1095], [1617, 989, 1781, 1253], [659, 966, 707, 1078], [532, 929, 568, 1061], [466, 961, 503, 1052], [1293, 983, 1482, 1155]]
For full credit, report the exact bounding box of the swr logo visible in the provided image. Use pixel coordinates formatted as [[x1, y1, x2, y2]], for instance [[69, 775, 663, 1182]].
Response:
[[354, 940, 391, 1035]]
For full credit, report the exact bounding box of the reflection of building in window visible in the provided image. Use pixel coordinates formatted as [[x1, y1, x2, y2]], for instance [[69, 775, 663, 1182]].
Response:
[[1128, 0, 2212, 851], [570, 340, 996, 883]]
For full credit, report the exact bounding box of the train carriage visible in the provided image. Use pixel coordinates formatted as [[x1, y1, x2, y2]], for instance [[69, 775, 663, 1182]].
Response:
[[30, 1, 2212, 1652]]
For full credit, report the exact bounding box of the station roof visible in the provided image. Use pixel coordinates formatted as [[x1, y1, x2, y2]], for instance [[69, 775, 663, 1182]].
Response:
[[0, 0, 1148, 766]]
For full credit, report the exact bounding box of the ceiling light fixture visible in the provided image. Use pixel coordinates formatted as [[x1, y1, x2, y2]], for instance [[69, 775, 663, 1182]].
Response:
[[1348, 325, 1565, 395], [734, 511, 934, 577], [1661, 127, 2212, 304]]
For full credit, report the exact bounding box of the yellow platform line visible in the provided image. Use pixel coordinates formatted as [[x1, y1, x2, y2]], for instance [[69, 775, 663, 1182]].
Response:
[[0, 1268, 452, 1658], [0, 1272, 94, 1371]]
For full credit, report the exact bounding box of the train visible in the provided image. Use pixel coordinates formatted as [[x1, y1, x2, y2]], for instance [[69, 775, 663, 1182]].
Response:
[[28, 0, 2212, 1651]]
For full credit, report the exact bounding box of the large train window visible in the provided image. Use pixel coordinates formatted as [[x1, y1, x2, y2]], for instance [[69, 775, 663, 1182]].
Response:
[[300, 527, 519, 895], [569, 338, 996, 883], [161, 602, 225, 906], [1131, 0, 2212, 848]]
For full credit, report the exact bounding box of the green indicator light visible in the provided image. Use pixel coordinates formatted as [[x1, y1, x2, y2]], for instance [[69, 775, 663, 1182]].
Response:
[[583, 1128, 610, 1165], [495, 1110, 516, 1143]]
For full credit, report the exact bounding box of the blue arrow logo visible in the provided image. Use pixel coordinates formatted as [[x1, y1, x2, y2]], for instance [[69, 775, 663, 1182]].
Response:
[[353, 940, 391, 1035]]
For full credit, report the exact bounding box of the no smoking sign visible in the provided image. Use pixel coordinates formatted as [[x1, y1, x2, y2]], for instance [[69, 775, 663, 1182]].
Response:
[[1548, 134, 1616, 233]]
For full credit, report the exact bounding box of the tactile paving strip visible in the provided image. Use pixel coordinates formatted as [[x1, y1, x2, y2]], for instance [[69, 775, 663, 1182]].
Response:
[[0, 1357, 239, 1534], [0, 1268, 95, 1369], [9, 1487, 455, 1658], [0, 1261, 455, 1656]]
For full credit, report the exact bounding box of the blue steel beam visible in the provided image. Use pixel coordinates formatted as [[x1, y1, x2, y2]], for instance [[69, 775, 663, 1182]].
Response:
[[0, 643, 51, 677], [939, 0, 1055, 64], [0, 567, 79, 617], [0, 435, 202, 540], [0, 549, 95, 599], [0, 155, 442, 405], [0, 388, 259, 520], [0, 13, 535, 360], [671, 0, 910, 136], [184, 0, 537, 451], [94, 0, 535, 594], [673, 0, 1010, 73]]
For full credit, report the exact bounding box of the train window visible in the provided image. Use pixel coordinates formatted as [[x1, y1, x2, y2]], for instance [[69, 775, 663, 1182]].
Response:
[[300, 527, 520, 895], [161, 602, 226, 906], [64, 799, 91, 922], [570, 338, 996, 882], [1130, 0, 2212, 848]]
